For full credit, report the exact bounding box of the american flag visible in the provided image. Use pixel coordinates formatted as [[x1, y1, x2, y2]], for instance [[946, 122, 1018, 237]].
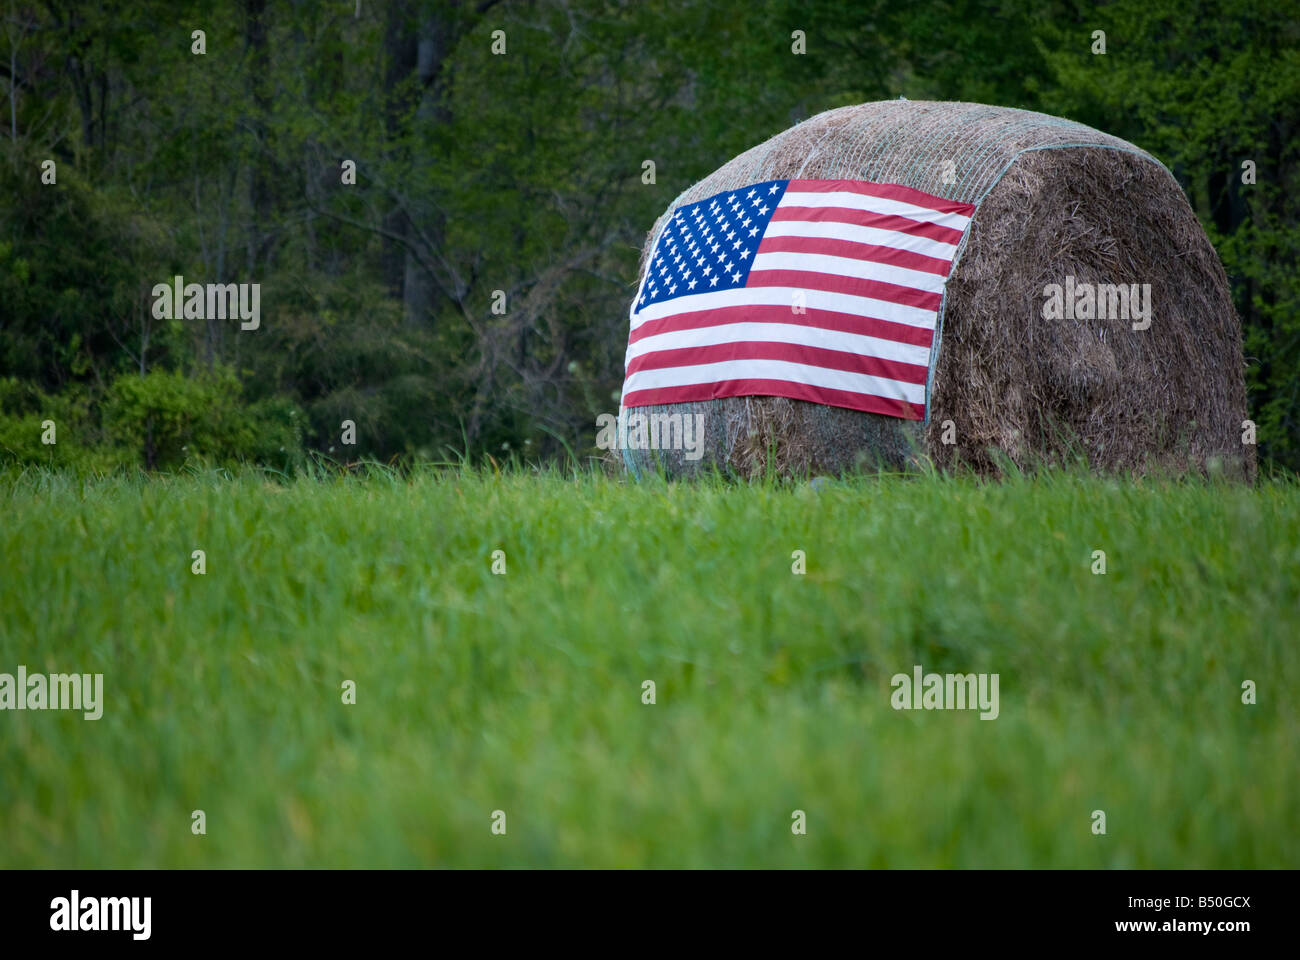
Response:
[[621, 179, 975, 420]]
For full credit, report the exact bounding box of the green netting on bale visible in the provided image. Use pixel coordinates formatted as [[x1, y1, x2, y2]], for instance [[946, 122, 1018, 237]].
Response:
[[657, 100, 1169, 211]]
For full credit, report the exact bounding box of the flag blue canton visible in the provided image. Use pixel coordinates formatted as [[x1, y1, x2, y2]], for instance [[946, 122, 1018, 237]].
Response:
[[635, 179, 789, 315]]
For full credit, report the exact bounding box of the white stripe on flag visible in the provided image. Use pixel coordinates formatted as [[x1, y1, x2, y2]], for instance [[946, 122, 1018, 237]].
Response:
[[629, 285, 938, 333], [749, 251, 948, 294], [623, 358, 925, 404], [761, 218, 960, 260], [625, 321, 932, 368], [779, 190, 972, 230]]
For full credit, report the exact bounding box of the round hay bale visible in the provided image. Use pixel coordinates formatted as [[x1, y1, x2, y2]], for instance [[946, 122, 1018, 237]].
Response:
[[615, 101, 1252, 480]]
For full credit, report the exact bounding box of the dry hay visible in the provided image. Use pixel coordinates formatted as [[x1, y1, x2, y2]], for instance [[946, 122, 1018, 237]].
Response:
[[615, 101, 1252, 480]]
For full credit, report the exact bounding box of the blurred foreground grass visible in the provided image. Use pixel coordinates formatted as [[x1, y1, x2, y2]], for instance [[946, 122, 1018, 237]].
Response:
[[1, 465, 1296, 867]]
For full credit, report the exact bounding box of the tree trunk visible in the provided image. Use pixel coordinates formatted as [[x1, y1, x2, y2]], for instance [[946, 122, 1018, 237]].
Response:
[[244, 0, 274, 275]]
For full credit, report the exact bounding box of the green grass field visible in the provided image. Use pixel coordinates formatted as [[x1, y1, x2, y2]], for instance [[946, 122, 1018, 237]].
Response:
[[1, 466, 1296, 868]]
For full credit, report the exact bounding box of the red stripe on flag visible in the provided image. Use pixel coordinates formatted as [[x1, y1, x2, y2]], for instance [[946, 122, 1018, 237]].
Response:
[[746, 269, 943, 311], [755, 234, 955, 276], [623, 379, 925, 420], [625, 341, 930, 384], [768, 205, 966, 246], [628, 304, 935, 348], [788, 179, 977, 216]]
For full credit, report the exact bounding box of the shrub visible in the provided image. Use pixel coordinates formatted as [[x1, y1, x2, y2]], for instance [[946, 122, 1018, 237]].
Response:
[[103, 368, 302, 470]]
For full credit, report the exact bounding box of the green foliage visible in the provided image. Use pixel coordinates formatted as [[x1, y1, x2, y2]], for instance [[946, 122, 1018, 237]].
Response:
[[0, 377, 126, 472], [1, 0, 1296, 468], [0, 369, 304, 473], [103, 368, 302, 471], [0, 144, 181, 391]]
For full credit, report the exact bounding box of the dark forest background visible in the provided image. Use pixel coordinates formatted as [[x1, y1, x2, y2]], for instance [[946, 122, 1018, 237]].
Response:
[[1, 0, 1296, 472]]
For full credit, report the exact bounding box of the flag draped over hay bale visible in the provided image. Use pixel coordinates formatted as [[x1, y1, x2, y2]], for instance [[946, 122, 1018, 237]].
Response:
[[614, 100, 1252, 480]]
